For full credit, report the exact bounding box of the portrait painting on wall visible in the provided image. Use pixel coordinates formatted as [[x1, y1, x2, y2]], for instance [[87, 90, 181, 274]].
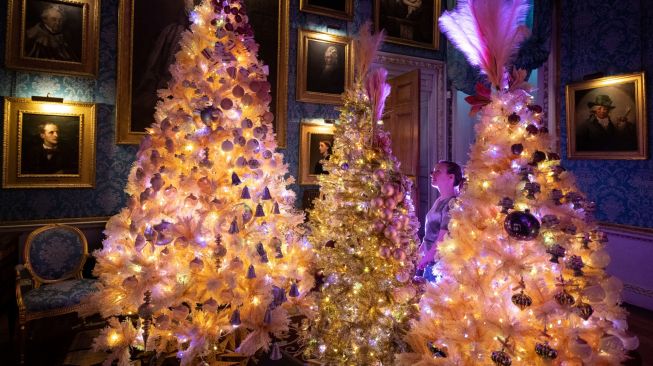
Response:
[[116, 0, 290, 146], [3, 98, 96, 188], [566, 72, 647, 160], [299, 122, 335, 185], [299, 0, 353, 20], [297, 29, 353, 105], [374, 0, 441, 50], [5, 0, 100, 76]]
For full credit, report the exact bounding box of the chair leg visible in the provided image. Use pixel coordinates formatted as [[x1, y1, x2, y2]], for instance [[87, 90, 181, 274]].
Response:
[[18, 323, 26, 365]]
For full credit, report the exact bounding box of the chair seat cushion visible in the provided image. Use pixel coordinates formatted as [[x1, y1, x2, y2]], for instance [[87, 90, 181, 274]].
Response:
[[24, 279, 98, 312]]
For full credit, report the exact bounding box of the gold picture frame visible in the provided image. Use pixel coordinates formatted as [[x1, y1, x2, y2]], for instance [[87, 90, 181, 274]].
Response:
[[296, 29, 353, 105], [116, 0, 290, 147], [565, 72, 647, 160], [5, 0, 100, 77], [299, 122, 335, 185], [3, 97, 96, 188], [374, 0, 441, 50], [299, 0, 353, 20]]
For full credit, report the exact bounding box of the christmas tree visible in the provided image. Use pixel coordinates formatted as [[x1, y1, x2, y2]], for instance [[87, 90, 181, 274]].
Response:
[[397, 1, 638, 365], [87, 1, 314, 364], [304, 25, 421, 366]]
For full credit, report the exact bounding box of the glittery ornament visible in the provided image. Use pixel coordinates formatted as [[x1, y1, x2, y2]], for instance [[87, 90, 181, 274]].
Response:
[[263, 307, 272, 324], [530, 150, 546, 165], [262, 186, 272, 200], [246, 264, 256, 279], [554, 291, 575, 306], [546, 244, 566, 263], [551, 189, 564, 205], [535, 342, 558, 359], [289, 282, 300, 297], [528, 104, 543, 113], [498, 197, 514, 213], [221, 140, 234, 151], [240, 186, 251, 199], [507, 113, 521, 125], [504, 209, 540, 240], [491, 350, 512, 366], [248, 158, 260, 169], [200, 108, 213, 124], [231, 172, 241, 185], [426, 341, 447, 358], [541, 215, 560, 228], [273, 202, 280, 214], [341, 162, 349, 170], [523, 182, 541, 199], [511, 291, 533, 310], [526, 124, 539, 135], [269, 342, 282, 360], [230, 309, 241, 326], [567, 255, 585, 276], [575, 302, 594, 320], [511, 143, 523, 155], [228, 218, 239, 234]]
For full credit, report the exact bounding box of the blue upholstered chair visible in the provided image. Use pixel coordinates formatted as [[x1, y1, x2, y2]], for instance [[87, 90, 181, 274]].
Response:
[[15, 224, 98, 364]]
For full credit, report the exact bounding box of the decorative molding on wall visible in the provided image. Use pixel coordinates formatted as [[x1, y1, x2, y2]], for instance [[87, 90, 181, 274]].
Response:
[[600, 222, 653, 243], [624, 283, 653, 299], [373, 52, 447, 210], [0, 216, 110, 233]]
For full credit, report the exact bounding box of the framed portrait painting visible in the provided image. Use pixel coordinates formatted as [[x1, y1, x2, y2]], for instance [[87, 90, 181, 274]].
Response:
[[116, 0, 290, 147], [565, 72, 647, 160], [3, 97, 96, 188], [5, 0, 100, 77], [299, 0, 353, 20], [374, 0, 441, 50], [296, 29, 353, 105], [299, 122, 335, 185]]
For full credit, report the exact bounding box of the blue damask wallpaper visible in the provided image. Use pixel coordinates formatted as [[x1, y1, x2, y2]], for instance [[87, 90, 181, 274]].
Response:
[[0, 0, 443, 221], [559, 1, 653, 228]]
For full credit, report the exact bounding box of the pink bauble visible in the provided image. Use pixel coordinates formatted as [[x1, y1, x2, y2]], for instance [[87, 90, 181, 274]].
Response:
[[232, 85, 245, 98], [385, 198, 397, 210], [381, 183, 395, 197], [371, 197, 384, 208], [383, 208, 394, 220], [374, 169, 385, 180], [379, 246, 391, 258], [393, 248, 406, 261], [373, 220, 385, 232]]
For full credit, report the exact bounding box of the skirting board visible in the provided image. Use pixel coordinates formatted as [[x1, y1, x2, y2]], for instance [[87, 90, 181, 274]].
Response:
[[601, 223, 653, 310]]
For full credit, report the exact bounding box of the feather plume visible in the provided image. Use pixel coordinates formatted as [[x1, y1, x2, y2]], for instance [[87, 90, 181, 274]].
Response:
[[439, 0, 530, 87], [365, 67, 392, 124], [355, 21, 384, 82]]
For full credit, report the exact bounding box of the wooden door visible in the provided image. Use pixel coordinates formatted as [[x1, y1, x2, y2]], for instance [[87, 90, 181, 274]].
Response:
[[383, 69, 420, 215]]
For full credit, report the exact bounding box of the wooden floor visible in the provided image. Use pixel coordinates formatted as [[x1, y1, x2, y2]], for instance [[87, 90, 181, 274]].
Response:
[[1, 303, 652, 365]]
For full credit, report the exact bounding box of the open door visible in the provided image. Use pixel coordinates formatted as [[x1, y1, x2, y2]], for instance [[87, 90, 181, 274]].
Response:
[[383, 69, 420, 215]]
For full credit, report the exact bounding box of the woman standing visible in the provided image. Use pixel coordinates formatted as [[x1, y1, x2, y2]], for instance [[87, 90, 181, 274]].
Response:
[[417, 160, 463, 281]]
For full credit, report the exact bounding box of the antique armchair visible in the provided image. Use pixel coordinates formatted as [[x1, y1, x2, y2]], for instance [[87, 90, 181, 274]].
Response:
[[15, 224, 98, 363]]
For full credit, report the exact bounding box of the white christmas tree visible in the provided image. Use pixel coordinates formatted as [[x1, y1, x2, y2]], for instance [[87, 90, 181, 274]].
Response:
[[87, 1, 314, 364], [397, 0, 638, 365]]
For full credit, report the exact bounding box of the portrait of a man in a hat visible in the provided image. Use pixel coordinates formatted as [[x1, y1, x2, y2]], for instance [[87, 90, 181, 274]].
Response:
[[576, 94, 637, 151]]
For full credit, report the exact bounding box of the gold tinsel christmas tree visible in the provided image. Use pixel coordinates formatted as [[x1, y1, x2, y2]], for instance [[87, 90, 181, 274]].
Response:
[[304, 24, 421, 366], [86, 1, 314, 364], [397, 1, 638, 365]]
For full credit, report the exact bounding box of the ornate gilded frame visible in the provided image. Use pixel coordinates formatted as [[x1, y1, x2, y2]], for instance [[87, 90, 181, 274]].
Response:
[[5, 0, 100, 77], [374, 0, 441, 50], [2, 97, 96, 188], [299, 0, 353, 20], [299, 122, 335, 185], [296, 29, 353, 105], [565, 72, 647, 160], [116, 0, 289, 147]]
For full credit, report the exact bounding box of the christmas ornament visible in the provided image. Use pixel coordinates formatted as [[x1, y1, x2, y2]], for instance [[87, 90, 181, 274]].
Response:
[[511, 291, 532, 310], [535, 342, 558, 359], [491, 350, 512, 366], [510, 143, 523, 155], [527, 104, 543, 113], [507, 113, 521, 125], [567, 255, 584, 276], [498, 197, 514, 213], [138, 291, 155, 349], [546, 244, 566, 263], [269, 342, 282, 360], [504, 209, 540, 240], [530, 150, 546, 165], [541, 214, 560, 228], [523, 182, 541, 199], [554, 291, 575, 307], [574, 302, 594, 320], [230, 309, 241, 326]]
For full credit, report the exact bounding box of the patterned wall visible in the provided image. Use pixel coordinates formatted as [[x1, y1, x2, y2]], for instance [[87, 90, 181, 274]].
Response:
[[559, 0, 653, 228], [0, 0, 444, 221]]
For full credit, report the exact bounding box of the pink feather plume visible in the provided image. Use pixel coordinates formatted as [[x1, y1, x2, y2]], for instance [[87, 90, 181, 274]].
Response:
[[366, 68, 391, 124], [355, 21, 385, 82], [438, 0, 530, 87]]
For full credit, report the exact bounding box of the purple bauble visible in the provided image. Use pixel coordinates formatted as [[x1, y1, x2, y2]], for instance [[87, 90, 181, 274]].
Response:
[[341, 162, 349, 170], [504, 209, 540, 240]]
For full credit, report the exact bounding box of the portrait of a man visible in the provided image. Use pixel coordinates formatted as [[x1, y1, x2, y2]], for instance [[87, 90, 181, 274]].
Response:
[[375, 0, 439, 49], [20, 114, 80, 175], [23, 1, 83, 62], [306, 40, 346, 95], [575, 94, 637, 152], [566, 72, 646, 160]]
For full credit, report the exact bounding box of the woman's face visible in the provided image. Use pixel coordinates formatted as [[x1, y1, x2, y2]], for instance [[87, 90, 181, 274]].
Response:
[[319, 142, 328, 155], [430, 163, 452, 189]]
